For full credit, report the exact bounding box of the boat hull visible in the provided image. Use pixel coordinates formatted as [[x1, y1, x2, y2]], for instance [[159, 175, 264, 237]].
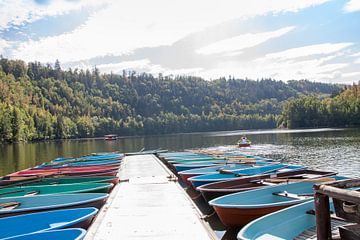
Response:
[[213, 204, 295, 227]]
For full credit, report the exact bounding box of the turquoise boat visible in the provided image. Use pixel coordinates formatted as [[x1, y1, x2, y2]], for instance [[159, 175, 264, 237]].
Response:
[[0, 183, 113, 197], [209, 177, 346, 227], [0, 193, 108, 217], [173, 160, 228, 172], [238, 200, 323, 239], [178, 163, 273, 186], [0, 208, 97, 239], [34, 159, 121, 169], [4, 228, 86, 240], [189, 164, 305, 188], [51, 153, 123, 163]]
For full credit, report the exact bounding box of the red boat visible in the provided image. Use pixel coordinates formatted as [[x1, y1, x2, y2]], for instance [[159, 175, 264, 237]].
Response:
[[7, 166, 119, 177]]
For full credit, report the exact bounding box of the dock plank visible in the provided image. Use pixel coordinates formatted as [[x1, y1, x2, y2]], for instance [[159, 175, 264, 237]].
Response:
[[85, 154, 213, 240]]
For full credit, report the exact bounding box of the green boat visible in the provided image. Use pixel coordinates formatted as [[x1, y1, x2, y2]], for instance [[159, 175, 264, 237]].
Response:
[[6, 176, 119, 187], [0, 183, 113, 197]]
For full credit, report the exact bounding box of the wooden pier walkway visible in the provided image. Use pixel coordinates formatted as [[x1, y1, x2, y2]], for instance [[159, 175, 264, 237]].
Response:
[[85, 154, 215, 240]]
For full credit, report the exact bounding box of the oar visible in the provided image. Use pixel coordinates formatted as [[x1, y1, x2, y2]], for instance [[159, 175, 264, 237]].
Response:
[[0, 202, 20, 211], [272, 191, 313, 200], [264, 177, 336, 184]]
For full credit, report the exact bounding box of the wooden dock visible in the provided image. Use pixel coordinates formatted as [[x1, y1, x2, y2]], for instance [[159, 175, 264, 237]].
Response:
[[85, 154, 215, 240]]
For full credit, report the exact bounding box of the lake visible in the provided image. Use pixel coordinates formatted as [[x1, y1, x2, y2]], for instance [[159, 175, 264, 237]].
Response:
[[1, 128, 359, 178]]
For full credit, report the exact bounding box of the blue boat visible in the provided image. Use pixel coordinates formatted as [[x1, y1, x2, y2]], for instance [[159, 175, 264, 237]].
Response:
[[34, 159, 121, 169], [0, 208, 97, 239], [51, 153, 123, 163], [173, 160, 228, 172], [4, 228, 86, 240], [0, 193, 108, 217], [238, 200, 320, 240], [209, 177, 347, 227], [189, 164, 304, 188], [178, 163, 266, 185]]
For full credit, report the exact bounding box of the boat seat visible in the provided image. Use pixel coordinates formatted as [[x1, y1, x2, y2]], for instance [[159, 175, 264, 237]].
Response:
[[25, 191, 39, 196], [0, 202, 20, 211], [272, 191, 313, 200]]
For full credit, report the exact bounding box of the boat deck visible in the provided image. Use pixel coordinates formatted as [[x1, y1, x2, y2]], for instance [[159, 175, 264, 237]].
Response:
[[85, 154, 214, 240]]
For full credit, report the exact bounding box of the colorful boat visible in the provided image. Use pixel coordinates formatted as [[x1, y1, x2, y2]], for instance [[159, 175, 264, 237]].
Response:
[[189, 164, 305, 188], [51, 153, 123, 163], [34, 159, 121, 169], [173, 160, 228, 172], [7, 166, 119, 177], [178, 163, 274, 186], [4, 228, 86, 240], [210, 181, 322, 227], [197, 169, 337, 201], [0, 193, 108, 218], [0, 208, 97, 239], [7, 176, 119, 187], [0, 183, 113, 197]]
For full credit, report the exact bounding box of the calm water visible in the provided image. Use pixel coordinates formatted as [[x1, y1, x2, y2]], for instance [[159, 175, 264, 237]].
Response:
[[0, 128, 359, 177]]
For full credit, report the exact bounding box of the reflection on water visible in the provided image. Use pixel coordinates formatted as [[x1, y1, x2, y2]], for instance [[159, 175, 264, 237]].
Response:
[[1, 128, 360, 177]]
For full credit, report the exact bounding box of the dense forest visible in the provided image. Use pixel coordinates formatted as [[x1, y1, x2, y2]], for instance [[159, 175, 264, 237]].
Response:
[[279, 83, 360, 128], [0, 57, 343, 142]]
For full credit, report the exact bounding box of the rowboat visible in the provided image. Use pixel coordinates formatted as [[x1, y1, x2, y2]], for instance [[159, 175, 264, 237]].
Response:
[[51, 153, 123, 163], [178, 163, 275, 186], [6, 176, 119, 187], [238, 200, 321, 240], [189, 164, 305, 188], [7, 166, 119, 177], [167, 157, 219, 163], [0, 193, 108, 218], [209, 180, 342, 227], [4, 228, 86, 240], [0, 208, 97, 239], [197, 169, 337, 201], [34, 159, 121, 169], [173, 160, 228, 172], [0, 183, 113, 197]]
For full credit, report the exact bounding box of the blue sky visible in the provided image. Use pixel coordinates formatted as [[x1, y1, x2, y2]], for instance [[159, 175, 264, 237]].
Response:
[[0, 0, 359, 83]]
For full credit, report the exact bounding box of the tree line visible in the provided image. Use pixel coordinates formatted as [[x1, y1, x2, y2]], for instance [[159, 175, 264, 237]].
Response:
[[0, 57, 342, 142], [278, 83, 360, 128]]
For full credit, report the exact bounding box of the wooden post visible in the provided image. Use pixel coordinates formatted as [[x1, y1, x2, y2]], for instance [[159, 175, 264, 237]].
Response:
[[315, 192, 332, 239]]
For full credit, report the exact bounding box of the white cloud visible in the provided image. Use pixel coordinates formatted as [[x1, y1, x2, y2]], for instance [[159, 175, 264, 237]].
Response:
[[343, 0, 360, 12], [355, 58, 360, 64], [351, 52, 360, 57], [199, 56, 349, 82], [79, 59, 203, 77], [196, 26, 295, 55], [9, 0, 330, 63], [342, 72, 360, 77], [0, 39, 10, 53], [0, 0, 109, 30], [263, 43, 353, 60]]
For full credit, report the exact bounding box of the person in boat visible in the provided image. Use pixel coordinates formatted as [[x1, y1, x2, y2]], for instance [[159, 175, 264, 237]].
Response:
[[240, 136, 248, 144]]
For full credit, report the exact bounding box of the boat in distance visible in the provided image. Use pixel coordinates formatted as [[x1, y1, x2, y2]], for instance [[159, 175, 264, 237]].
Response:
[[4, 228, 87, 240], [0, 208, 97, 239]]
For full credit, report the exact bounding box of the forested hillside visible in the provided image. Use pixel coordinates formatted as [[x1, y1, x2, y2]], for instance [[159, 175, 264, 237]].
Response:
[[0, 57, 342, 142], [279, 83, 360, 128]]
